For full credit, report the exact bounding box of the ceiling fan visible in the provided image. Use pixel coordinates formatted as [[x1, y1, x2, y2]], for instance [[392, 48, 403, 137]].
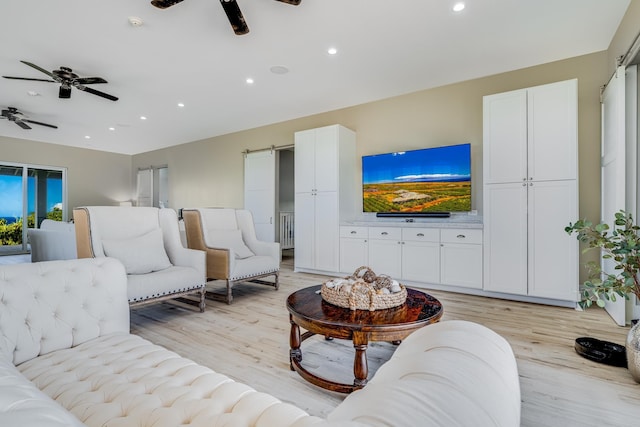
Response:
[[0, 107, 58, 130], [2, 61, 118, 101], [151, 0, 301, 35]]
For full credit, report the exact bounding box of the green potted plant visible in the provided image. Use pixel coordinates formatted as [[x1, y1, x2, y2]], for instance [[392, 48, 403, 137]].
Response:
[[565, 210, 640, 381], [565, 210, 640, 308]]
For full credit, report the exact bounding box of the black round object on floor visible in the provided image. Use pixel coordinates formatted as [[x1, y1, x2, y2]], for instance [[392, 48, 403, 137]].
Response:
[[575, 337, 627, 367]]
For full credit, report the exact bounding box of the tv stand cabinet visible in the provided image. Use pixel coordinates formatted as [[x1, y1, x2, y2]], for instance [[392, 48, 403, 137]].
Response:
[[339, 223, 483, 290], [335, 219, 577, 307]]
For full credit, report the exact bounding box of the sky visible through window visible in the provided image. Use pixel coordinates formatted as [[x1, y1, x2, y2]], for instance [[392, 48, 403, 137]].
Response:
[[0, 175, 62, 222]]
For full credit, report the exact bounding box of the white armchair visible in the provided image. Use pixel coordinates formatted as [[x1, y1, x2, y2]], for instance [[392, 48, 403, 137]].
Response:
[[73, 206, 206, 311], [27, 219, 77, 262], [182, 208, 280, 304]]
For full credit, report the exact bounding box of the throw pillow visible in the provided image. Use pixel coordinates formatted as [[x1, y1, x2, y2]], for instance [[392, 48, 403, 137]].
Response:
[[102, 228, 172, 274], [207, 228, 255, 259]]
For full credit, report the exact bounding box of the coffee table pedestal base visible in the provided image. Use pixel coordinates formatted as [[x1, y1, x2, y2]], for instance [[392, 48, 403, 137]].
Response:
[[289, 322, 368, 394]]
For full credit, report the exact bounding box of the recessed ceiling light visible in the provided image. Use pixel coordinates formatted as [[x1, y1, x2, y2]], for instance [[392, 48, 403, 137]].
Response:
[[84, 135, 91, 139], [453, 2, 465, 12], [108, 127, 115, 131], [27, 91, 40, 96], [246, 78, 254, 85], [177, 102, 185, 108], [327, 47, 338, 55], [140, 116, 147, 120], [270, 65, 289, 75]]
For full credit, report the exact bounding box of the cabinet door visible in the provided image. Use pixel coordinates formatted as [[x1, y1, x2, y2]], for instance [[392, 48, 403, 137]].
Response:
[[314, 191, 339, 272], [483, 183, 528, 295], [368, 239, 402, 278], [483, 89, 528, 184], [340, 238, 368, 274], [294, 192, 315, 270], [294, 129, 316, 193], [314, 126, 339, 192], [402, 241, 440, 284], [440, 243, 483, 289], [527, 180, 579, 301], [528, 79, 577, 182]]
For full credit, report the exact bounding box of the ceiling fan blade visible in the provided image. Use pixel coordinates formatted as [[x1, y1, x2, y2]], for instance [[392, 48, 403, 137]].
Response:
[[15, 120, 31, 130], [20, 61, 57, 79], [275, 0, 301, 5], [219, 0, 249, 35], [75, 77, 108, 85], [76, 85, 119, 101], [59, 85, 72, 99], [2, 76, 56, 83], [24, 119, 58, 129], [151, 0, 184, 9]]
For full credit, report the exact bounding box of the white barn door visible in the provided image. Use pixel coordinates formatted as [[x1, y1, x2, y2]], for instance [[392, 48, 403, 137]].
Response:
[[601, 66, 627, 326], [244, 150, 276, 242]]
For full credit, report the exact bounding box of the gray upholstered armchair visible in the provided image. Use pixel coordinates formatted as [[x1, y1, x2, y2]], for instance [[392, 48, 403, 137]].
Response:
[[182, 208, 280, 304], [73, 206, 206, 311]]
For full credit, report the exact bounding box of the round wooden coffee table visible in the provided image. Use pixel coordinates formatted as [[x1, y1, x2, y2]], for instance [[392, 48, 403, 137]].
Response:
[[286, 285, 443, 393]]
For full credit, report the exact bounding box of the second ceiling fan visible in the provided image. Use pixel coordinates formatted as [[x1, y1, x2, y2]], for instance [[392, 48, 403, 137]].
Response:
[[151, 0, 301, 35]]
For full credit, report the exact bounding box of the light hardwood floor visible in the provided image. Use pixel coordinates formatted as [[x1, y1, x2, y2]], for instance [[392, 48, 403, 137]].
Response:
[[2, 253, 639, 425]]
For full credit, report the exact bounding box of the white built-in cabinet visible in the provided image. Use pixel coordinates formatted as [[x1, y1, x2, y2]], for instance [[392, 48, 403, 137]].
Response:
[[294, 125, 356, 274], [340, 225, 481, 290], [483, 79, 579, 302]]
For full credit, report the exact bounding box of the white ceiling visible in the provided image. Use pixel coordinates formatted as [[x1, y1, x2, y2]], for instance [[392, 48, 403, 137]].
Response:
[[0, 0, 631, 155]]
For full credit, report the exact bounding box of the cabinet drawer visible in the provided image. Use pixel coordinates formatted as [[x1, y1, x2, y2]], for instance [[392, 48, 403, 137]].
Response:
[[340, 226, 368, 238], [441, 228, 483, 244], [402, 228, 440, 242], [368, 227, 402, 240]]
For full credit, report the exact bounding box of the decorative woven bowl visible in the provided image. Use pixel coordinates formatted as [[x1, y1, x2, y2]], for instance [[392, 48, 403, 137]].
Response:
[[321, 266, 407, 311]]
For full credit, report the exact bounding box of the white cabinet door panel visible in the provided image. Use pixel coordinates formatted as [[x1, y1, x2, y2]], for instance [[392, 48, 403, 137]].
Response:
[[483, 89, 528, 184], [528, 80, 577, 182], [294, 130, 316, 193], [314, 126, 339, 192], [441, 243, 483, 289], [402, 241, 440, 284], [340, 238, 368, 274], [527, 180, 579, 300], [483, 183, 528, 295], [368, 239, 402, 278], [314, 192, 339, 272], [294, 192, 315, 270]]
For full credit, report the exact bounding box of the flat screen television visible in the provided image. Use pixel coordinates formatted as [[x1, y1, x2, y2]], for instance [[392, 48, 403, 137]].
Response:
[[362, 143, 471, 214]]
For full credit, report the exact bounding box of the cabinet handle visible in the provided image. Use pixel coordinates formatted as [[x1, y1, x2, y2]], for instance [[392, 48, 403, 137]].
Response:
[[381, 232, 388, 235], [417, 233, 424, 237], [523, 177, 527, 181], [350, 231, 357, 234], [456, 234, 466, 239], [522, 183, 526, 187]]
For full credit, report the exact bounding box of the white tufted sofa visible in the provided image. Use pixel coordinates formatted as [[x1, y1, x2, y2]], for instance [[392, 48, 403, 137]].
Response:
[[0, 258, 521, 427]]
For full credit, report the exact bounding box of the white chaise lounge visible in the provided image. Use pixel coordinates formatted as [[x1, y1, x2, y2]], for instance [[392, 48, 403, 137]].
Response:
[[0, 258, 521, 427]]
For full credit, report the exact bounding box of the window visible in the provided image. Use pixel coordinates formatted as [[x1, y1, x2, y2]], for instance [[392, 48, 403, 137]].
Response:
[[0, 162, 67, 255]]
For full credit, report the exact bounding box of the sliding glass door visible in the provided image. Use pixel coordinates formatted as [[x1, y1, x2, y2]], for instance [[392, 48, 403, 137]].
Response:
[[0, 162, 66, 255]]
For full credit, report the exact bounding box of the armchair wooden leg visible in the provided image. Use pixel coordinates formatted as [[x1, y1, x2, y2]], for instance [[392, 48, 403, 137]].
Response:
[[226, 279, 233, 305], [274, 271, 280, 291], [199, 287, 206, 312]]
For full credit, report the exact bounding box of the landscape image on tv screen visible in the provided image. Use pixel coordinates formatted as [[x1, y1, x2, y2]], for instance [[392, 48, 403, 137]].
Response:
[[362, 143, 471, 213]]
